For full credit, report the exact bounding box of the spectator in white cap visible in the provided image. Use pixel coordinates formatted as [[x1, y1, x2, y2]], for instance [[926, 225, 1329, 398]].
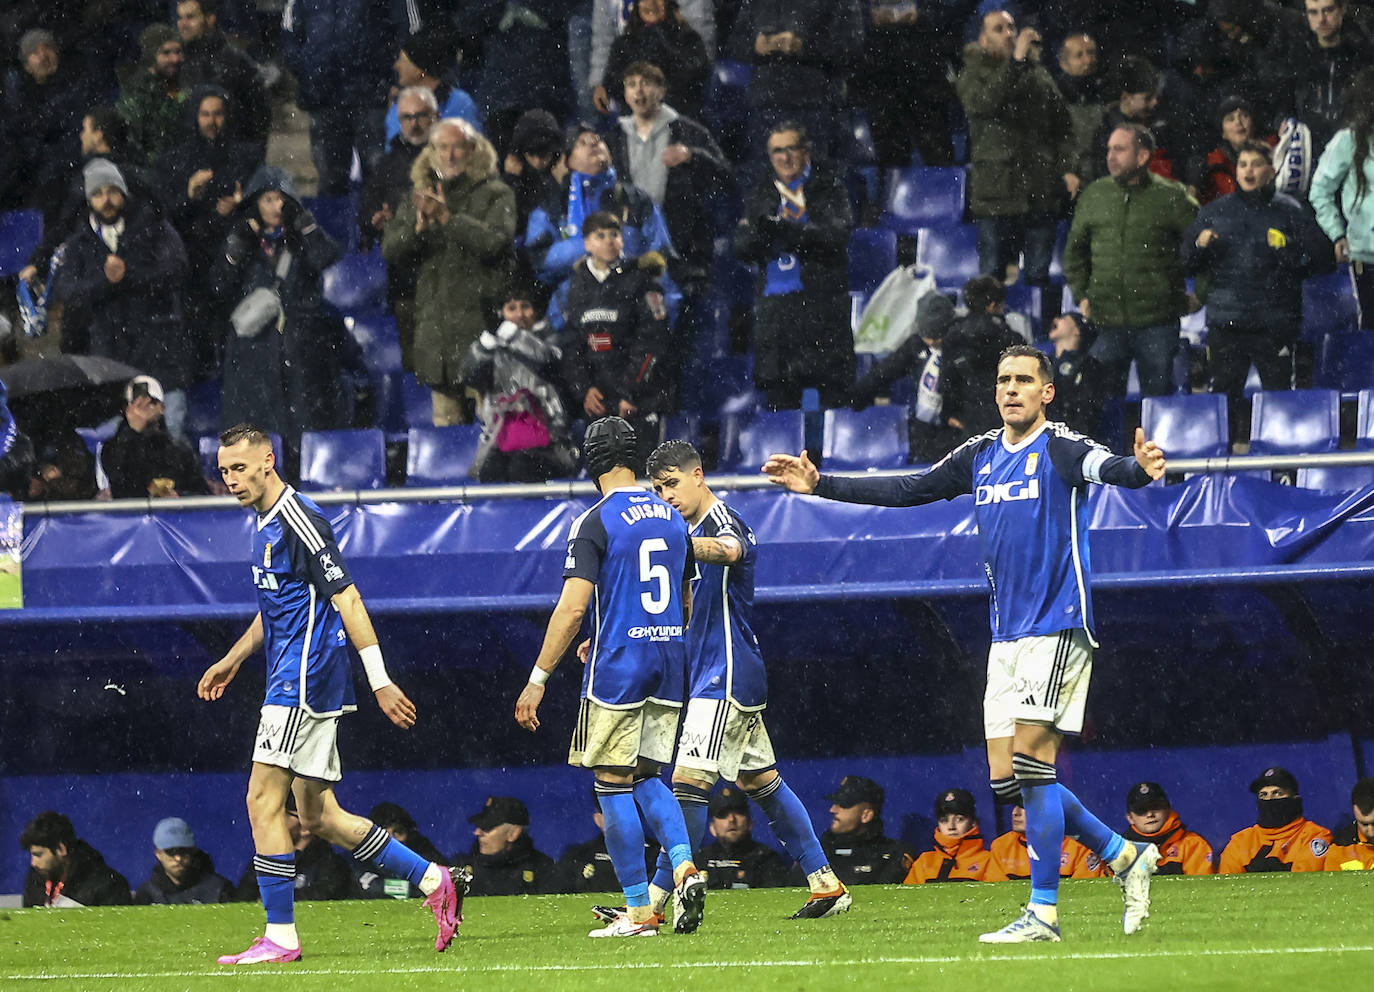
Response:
[[133, 816, 235, 904], [100, 375, 209, 499], [52, 159, 192, 438]]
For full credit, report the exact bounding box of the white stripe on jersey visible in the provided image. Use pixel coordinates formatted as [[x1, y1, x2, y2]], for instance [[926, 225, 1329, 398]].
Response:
[[279, 495, 326, 554], [932, 428, 1001, 472], [299, 583, 316, 709], [702, 501, 741, 703], [1067, 488, 1099, 649]]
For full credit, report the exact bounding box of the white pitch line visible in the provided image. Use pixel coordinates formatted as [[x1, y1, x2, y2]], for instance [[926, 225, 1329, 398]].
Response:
[[7, 944, 1374, 981]]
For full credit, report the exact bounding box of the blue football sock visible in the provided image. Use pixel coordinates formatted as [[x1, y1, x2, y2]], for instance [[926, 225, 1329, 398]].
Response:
[[1056, 783, 1125, 863], [253, 852, 296, 924], [633, 775, 692, 870], [351, 824, 431, 887], [596, 781, 650, 906], [1014, 752, 1062, 906], [746, 775, 829, 876]]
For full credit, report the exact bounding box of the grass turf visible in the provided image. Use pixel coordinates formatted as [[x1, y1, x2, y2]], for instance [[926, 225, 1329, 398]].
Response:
[[3, 872, 1372, 991]]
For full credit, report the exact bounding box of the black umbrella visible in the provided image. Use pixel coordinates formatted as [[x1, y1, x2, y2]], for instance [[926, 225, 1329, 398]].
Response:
[[0, 355, 142, 399]]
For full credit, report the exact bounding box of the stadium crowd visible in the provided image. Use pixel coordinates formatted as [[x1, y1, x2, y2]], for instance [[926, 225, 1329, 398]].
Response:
[[3, 0, 1374, 501], [18, 770, 1374, 906]]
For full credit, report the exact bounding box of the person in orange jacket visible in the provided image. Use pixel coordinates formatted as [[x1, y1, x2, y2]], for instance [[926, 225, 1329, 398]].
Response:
[[1121, 781, 1215, 875], [983, 803, 1106, 882], [903, 789, 992, 884], [1218, 766, 1331, 874], [1324, 778, 1374, 871]]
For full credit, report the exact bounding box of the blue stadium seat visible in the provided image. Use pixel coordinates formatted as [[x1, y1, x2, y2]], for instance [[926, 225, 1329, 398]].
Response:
[[183, 378, 222, 439], [849, 227, 898, 296], [405, 425, 482, 486], [198, 433, 281, 479], [1250, 389, 1341, 455], [717, 410, 804, 472], [822, 406, 909, 471], [704, 60, 751, 156], [1140, 393, 1229, 459], [881, 167, 966, 235], [345, 313, 402, 375], [302, 194, 359, 253], [1317, 332, 1374, 390], [375, 372, 434, 433], [917, 224, 980, 292], [298, 428, 386, 490], [1296, 465, 1374, 492], [1303, 269, 1358, 341], [659, 413, 701, 446], [1358, 390, 1374, 450], [322, 249, 388, 315], [0, 209, 42, 277]]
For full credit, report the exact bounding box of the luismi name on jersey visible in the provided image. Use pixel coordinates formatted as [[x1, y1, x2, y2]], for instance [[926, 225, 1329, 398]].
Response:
[[975, 479, 1040, 505], [619, 500, 674, 525]]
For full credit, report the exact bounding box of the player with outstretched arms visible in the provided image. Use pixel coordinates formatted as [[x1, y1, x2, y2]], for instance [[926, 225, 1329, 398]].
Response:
[[199, 423, 466, 965], [764, 345, 1168, 942], [515, 416, 706, 937]]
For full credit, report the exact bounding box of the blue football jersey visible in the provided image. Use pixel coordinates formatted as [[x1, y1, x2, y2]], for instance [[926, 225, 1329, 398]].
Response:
[[815, 421, 1152, 643], [687, 499, 766, 710], [564, 487, 693, 708], [251, 486, 357, 715]]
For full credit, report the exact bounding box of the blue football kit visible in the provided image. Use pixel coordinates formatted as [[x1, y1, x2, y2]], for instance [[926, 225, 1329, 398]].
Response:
[[686, 499, 766, 710], [564, 486, 694, 709], [251, 485, 357, 716], [815, 421, 1152, 643]]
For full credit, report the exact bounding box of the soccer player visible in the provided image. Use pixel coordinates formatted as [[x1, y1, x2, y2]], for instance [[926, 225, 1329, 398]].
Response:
[[199, 423, 465, 965], [637, 439, 850, 921], [764, 344, 1168, 942], [515, 416, 705, 937]]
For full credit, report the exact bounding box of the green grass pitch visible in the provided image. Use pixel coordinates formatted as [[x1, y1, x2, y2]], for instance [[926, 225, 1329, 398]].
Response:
[[3, 873, 1372, 991]]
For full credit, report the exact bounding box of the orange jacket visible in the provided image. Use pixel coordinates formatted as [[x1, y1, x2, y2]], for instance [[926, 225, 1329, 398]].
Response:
[[1125, 811, 1215, 875], [1218, 817, 1331, 874], [983, 830, 1106, 882], [902, 827, 991, 884], [1324, 839, 1374, 871]]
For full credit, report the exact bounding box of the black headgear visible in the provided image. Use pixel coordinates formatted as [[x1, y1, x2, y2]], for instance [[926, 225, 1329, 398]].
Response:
[[584, 417, 637, 479]]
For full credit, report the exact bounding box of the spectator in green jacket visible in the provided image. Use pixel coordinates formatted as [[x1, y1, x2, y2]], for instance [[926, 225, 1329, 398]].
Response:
[[1063, 123, 1198, 398]]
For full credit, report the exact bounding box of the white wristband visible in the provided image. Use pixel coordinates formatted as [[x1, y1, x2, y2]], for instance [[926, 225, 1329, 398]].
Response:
[[528, 665, 550, 687], [359, 644, 393, 692]]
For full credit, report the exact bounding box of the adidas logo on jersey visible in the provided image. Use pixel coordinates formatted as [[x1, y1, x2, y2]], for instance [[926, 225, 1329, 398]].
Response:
[[975, 479, 1040, 505]]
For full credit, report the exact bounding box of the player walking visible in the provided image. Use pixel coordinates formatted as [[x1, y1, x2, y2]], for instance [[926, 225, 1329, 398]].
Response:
[[199, 424, 465, 965], [764, 346, 1167, 942], [633, 439, 849, 923], [515, 417, 705, 937]]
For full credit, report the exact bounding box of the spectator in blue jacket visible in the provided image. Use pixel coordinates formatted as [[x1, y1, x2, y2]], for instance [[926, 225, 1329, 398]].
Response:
[[383, 28, 480, 146], [1183, 139, 1333, 438]]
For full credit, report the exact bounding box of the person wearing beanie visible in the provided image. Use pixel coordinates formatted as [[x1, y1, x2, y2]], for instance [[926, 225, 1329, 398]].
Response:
[[1195, 96, 1277, 206], [177, 0, 271, 147], [116, 24, 190, 166], [1182, 138, 1333, 442], [52, 158, 194, 436], [502, 108, 564, 234], [1219, 766, 1333, 873], [903, 788, 991, 884], [384, 28, 480, 146], [133, 816, 235, 904], [1120, 782, 1215, 876]]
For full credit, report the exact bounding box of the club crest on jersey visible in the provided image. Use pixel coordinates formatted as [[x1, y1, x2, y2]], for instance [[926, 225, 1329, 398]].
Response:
[[1025, 452, 1039, 475], [975, 479, 1040, 505], [263, 542, 272, 568]]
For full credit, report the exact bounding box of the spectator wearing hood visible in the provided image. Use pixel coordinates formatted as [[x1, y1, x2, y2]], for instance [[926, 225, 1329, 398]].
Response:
[[116, 24, 190, 167], [523, 122, 674, 291], [52, 158, 192, 435], [133, 816, 235, 904], [1219, 766, 1332, 874], [211, 166, 347, 446], [902, 788, 991, 884], [502, 108, 564, 238], [1182, 139, 1333, 437], [177, 0, 271, 148], [849, 291, 964, 464], [1282, 0, 1374, 158], [101, 375, 209, 498], [383, 28, 480, 147], [383, 117, 517, 426], [1121, 782, 1215, 876], [596, 0, 711, 121], [1194, 96, 1277, 206], [459, 796, 557, 897], [20, 811, 132, 908], [1052, 31, 1108, 185]]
